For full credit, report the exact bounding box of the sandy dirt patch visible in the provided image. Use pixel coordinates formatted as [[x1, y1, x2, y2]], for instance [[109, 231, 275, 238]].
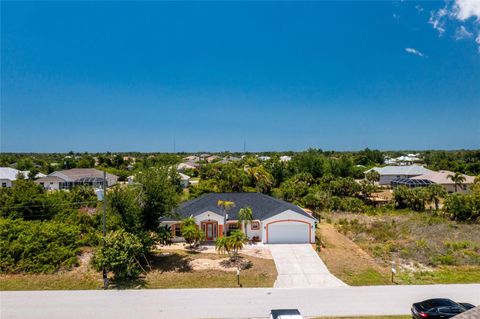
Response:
[[190, 258, 237, 272]]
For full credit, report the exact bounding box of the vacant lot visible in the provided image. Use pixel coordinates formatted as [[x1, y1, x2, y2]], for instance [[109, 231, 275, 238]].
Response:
[[316, 224, 391, 285], [320, 210, 480, 285], [0, 250, 277, 290]]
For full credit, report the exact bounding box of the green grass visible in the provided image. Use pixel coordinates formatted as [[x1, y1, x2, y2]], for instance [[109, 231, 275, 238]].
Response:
[[339, 268, 392, 286], [397, 265, 480, 285], [0, 273, 102, 290]]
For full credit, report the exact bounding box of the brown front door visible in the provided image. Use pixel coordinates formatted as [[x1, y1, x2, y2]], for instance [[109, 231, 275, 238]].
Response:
[[204, 222, 217, 240]]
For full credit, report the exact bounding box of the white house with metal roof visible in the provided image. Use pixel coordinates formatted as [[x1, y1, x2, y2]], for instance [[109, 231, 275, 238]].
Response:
[[0, 167, 29, 187]]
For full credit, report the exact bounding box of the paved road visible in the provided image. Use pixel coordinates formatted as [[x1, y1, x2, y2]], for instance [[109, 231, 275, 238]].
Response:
[[269, 244, 346, 288], [2, 285, 479, 319]]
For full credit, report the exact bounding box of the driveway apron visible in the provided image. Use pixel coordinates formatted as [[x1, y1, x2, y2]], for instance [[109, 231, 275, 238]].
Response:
[[268, 244, 347, 288]]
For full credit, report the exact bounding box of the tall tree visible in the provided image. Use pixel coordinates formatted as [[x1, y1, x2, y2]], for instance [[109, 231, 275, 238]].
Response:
[[217, 200, 235, 236], [136, 167, 181, 231], [237, 206, 253, 239]]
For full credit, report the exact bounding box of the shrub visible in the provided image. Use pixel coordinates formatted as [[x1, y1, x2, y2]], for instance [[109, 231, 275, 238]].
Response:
[[0, 218, 80, 273], [444, 192, 480, 223], [91, 229, 144, 280]]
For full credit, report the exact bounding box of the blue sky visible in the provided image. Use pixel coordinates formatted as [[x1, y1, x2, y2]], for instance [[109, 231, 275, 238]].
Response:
[[1, 1, 479, 152]]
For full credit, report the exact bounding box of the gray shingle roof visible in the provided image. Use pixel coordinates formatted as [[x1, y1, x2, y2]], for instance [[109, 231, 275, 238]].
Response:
[[174, 192, 315, 221], [452, 307, 480, 319]]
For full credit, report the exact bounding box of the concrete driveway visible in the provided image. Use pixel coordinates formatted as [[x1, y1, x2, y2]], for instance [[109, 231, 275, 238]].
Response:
[[268, 244, 346, 288]]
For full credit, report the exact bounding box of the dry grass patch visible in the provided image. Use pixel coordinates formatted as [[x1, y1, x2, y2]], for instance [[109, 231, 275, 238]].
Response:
[[316, 223, 391, 286], [324, 210, 480, 285]]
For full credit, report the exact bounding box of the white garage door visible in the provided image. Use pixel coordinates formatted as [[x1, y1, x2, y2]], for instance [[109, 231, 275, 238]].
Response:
[[267, 221, 310, 244]]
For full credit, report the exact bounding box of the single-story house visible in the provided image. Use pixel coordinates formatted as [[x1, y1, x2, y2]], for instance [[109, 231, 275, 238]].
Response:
[[279, 155, 292, 162], [184, 155, 200, 162], [365, 165, 434, 185], [412, 170, 475, 194], [35, 168, 118, 190], [0, 167, 29, 187], [160, 192, 317, 244], [177, 162, 198, 172]]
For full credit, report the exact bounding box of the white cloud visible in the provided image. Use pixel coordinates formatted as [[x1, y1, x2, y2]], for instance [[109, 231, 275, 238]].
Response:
[[429, 8, 448, 35], [415, 5, 424, 13], [455, 25, 474, 39], [453, 0, 480, 21], [405, 47, 425, 57], [428, 0, 480, 52]]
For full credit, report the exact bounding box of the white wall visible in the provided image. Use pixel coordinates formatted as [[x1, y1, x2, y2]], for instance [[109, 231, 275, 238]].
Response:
[[261, 210, 316, 244], [38, 181, 61, 190], [0, 179, 13, 187]]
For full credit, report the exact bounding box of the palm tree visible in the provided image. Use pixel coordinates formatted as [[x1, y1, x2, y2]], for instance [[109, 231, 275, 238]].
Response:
[[247, 166, 273, 193], [237, 206, 253, 239], [426, 184, 447, 210], [447, 172, 466, 192], [217, 200, 235, 236], [227, 230, 247, 260]]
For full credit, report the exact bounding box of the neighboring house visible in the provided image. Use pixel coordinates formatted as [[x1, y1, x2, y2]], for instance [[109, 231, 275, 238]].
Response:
[[184, 155, 199, 162], [412, 170, 475, 194], [177, 162, 198, 172], [0, 167, 29, 187], [160, 192, 317, 244], [384, 154, 422, 166], [206, 155, 219, 163], [220, 156, 241, 164], [365, 165, 434, 185], [279, 155, 292, 162], [258, 156, 271, 161], [35, 168, 118, 190], [179, 172, 190, 188]]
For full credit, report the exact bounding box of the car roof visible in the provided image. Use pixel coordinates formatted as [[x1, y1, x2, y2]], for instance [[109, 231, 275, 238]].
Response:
[[271, 309, 302, 319], [421, 299, 458, 309]]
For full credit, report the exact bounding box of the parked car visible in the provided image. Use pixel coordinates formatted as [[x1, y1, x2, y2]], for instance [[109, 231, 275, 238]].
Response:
[[411, 298, 475, 319], [270, 309, 304, 319]]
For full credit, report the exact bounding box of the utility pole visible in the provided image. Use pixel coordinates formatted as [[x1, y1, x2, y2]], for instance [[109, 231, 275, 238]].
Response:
[[102, 171, 108, 289]]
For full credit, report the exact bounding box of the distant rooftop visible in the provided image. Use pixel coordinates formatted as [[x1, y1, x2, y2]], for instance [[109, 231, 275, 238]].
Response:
[[366, 165, 433, 176]]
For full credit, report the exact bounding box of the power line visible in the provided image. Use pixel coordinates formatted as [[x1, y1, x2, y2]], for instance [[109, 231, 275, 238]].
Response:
[[0, 200, 99, 210]]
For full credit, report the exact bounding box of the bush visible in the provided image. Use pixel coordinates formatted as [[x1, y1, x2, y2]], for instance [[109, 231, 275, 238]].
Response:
[[444, 192, 480, 223], [0, 218, 80, 273], [91, 229, 144, 280]]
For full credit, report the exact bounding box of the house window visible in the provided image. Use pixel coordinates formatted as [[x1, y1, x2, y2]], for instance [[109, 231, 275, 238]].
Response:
[[173, 224, 182, 237], [227, 223, 239, 236], [1, 182, 6, 187], [251, 221, 260, 230]]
